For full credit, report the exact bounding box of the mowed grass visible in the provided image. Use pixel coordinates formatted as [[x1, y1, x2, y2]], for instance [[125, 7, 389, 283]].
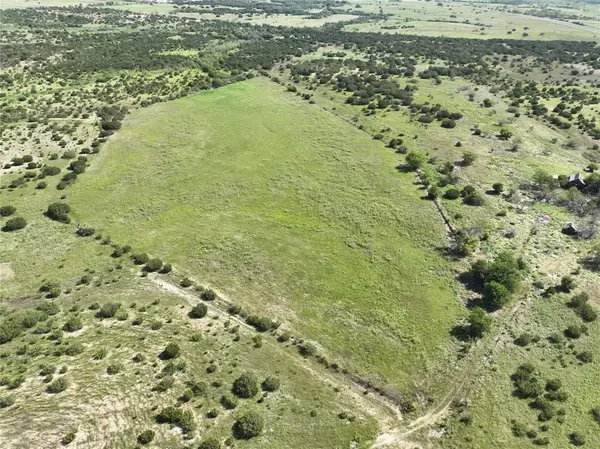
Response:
[[66, 77, 460, 391]]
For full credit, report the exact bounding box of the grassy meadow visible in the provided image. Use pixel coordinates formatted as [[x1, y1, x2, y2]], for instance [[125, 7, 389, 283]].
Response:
[[56, 77, 463, 394]]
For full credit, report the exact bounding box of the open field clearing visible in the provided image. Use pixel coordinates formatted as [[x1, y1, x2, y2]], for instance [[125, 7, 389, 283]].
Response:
[[345, 0, 600, 41], [1, 3, 600, 448], [61, 77, 462, 395]]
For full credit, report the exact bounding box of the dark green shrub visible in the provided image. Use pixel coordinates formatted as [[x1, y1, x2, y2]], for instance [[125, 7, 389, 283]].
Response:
[[569, 432, 586, 446], [96, 302, 121, 319], [405, 151, 426, 170], [514, 332, 535, 347], [0, 205, 16, 217], [560, 275, 576, 292], [577, 351, 593, 363], [137, 430, 155, 445], [76, 226, 95, 237], [106, 363, 123, 375], [37, 181, 48, 189], [144, 258, 162, 272], [65, 343, 84, 356], [198, 438, 220, 449], [189, 303, 208, 319], [37, 300, 60, 316], [299, 342, 317, 357], [61, 430, 76, 445], [180, 277, 193, 288], [45, 202, 71, 223], [63, 316, 83, 332], [232, 372, 259, 399], [132, 253, 149, 265], [492, 182, 504, 193], [0, 395, 15, 408], [202, 289, 217, 301], [2, 217, 26, 232], [261, 376, 280, 392], [246, 315, 278, 332], [483, 281, 511, 310], [41, 166, 61, 176], [221, 393, 238, 409], [159, 263, 172, 274], [466, 307, 492, 339], [565, 324, 585, 339], [233, 411, 264, 439], [546, 379, 562, 392], [511, 421, 527, 437], [444, 188, 460, 199], [156, 406, 196, 433], [512, 363, 542, 399], [462, 151, 476, 165], [46, 377, 68, 394], [591, 407, 600, 424], [463, 191, 485, 206], [577, 304, 597, 323], [159, 342, 180, 360]]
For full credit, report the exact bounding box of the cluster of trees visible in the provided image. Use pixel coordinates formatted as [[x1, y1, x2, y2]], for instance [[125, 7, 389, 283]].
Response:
[[470, 252, 525, 310]]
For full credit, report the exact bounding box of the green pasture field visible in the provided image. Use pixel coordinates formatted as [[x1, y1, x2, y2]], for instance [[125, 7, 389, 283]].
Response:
[[344, 0, 600, 41], [42, 77, 464, 394]]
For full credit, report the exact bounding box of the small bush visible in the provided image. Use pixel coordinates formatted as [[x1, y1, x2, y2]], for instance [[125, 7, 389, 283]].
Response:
[[246, 315, 278, 332], [232, 372, 259, 399], [137, 430, 155, 445], [221, 393, 239, 410], [198, 438, 220, 449], [444, 188, 460, 200], [144, 258, 163, 272], [233, 411, 264, 439], [0, 395, 15, 408], [565, 324, 586, 339], [2, 217, 27, 232], [46, 377, 68, 394], [261, 376, 280, 392], [180, 277, 194, 288], [159, 342, 180, 360], [159, 263, 172, 274], [591, 407, 600, 424], [45, 202, 71, 223], [202, 289, 217, 301], [76, 226, 95, 237], [577, 351, 593, 363], [156, 406, 196, 433], [153, 376, 175, 392], [189, 303, 208, 319], [61, 430, 76, 445], [0, 205, 16, 217], [299, 342, 317, 357], [63, 316, 83, 332], [94, 302, 119, 319], [132, 253, 149, 265], [569, 432, 586, 446], [106, 363, 123, 375]]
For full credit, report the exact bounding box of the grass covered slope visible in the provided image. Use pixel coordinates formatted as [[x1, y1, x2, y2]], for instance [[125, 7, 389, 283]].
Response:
[[68, 77, 460, 391]]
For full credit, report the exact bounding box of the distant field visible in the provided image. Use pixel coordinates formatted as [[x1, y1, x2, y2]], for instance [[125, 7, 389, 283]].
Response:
[[63, 77, 461, 393], [345, 0, 600, 41]]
